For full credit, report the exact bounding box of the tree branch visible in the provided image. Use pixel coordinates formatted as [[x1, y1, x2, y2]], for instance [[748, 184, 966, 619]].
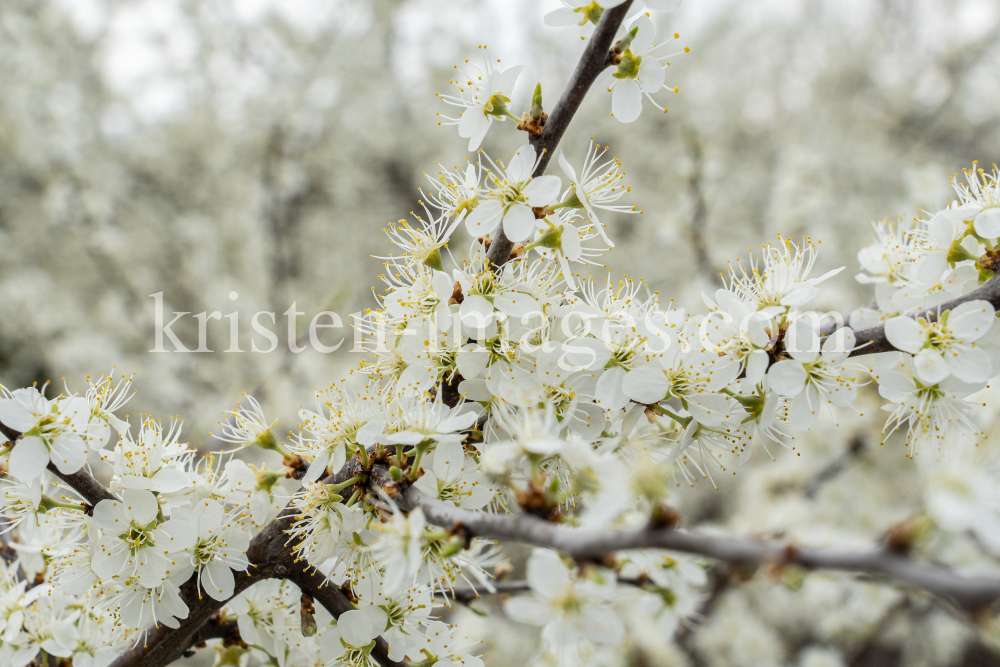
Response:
[[47, 465, 119, 508], [848, 273, 1000, 357], [182, 616, 242, 656], [441, 577, 645, 606], [394, 481, 1000, 612], [485, 1, 634, 268]]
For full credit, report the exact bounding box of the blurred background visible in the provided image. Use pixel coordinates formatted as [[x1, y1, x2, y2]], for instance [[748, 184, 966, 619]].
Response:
[[2, 0, 1000, 665]]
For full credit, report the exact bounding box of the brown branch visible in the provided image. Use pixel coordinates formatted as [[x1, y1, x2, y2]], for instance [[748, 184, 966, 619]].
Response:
[[848, 273, 1000, 357], [393, 481, 1000, 612], [46, 465, 118, 509], [485, 1, 634, 268], [441, 577, 644, 606], [181, 616, 242, 658]]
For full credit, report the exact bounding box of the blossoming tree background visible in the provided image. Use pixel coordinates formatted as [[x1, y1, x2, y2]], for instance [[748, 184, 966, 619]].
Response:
[[2, 1, 1000, 666]]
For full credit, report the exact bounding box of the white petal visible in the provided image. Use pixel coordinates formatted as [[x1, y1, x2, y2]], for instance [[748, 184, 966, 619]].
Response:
[[784, 318, 820, 362], [688, 394, 730, 427], [86, 419, 112, 451], [506, 144, 537, 183], [93, 499, 130, 532], [432, 441, 465, 482], [526, 549, 570, 598], [522, 175, 562, 207], [596, 366, 629, 412], [495, 291, 542, 319], [630, 15, 656, 55], [638, 60, 665, 93], [502, 204, 538, 242], [204, 561, 236, 600], [465, 199, 503, 236], [156, 518, 197, 551], [124, 488, 159, 525], [457, 345, 490, 379], [747, 315, 770, 348], [149, 468, 192, 493], [916, 251, 948, 285], [91, 540, 128, 580], [0, 396, 38, 432], [745, 350, 769, 386], [787, 389, 818, 430], [558, 151, 578, 182], [912, 349, 950, 385], [9, 437, 50, 481], [883, 316, 923, 353], [460, 295, 495, 334], [620, 364, 670, 405], [563, 337, 611, 371], [544, 7, 582, 26], [612, 79, 643, 123], [767, 360, 807, 397], [458, 378, 491, 401], [47, 434, 87, 475], [497, 65, 523, 95], [948, 300, 995, 341], [337, 609, 376, 647], [975, 207, 1000, 239], [945, 346, 991, 384], [458, 109, 490, 145], [876, 370, 915, 403]]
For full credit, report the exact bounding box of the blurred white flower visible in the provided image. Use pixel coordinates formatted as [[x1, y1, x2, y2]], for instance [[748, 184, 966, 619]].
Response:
[[503, 549, 623, 665], [877, 360, 984, 457]]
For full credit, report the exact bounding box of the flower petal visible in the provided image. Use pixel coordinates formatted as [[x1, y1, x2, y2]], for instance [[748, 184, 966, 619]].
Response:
[[502, 204, 538, 242], [612, 79, 643, 123]]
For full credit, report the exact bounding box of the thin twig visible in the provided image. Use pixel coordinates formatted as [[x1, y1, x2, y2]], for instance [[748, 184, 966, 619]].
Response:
[[485, 1, 634, 268], [441, 577, 644, 605], [393, 480, 1000, 612]]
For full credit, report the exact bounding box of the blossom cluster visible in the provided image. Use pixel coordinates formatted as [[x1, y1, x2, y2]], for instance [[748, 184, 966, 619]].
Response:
[[0, 4, 998, 667]]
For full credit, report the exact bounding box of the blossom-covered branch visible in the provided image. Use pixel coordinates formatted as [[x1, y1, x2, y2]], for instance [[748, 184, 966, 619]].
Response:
[[849, 272, 1000, 357], [3, 2, 1000, 666], [485, 0, 635, 268], [394, 481, 1000, 611], [109, 452, 403, 667]]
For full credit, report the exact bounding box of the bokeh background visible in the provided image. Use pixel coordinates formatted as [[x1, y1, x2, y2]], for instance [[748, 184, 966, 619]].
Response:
[[3, 0, 1000, 665]]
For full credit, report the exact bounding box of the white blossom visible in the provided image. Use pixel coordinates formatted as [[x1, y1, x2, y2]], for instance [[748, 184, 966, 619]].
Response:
[[0, 388, 90, 480], [595, 16, 685, 123], [884, 300, 995, 385], [436, 51, 523, 151], [465, 144, 562, 243]]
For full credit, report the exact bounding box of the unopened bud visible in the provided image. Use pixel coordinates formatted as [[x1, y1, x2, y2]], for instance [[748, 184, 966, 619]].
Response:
[[531, 83, 544, 120], [255, 429, 280, 452], [423, 246, 445, 272], [617, 26, 639, 53]]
